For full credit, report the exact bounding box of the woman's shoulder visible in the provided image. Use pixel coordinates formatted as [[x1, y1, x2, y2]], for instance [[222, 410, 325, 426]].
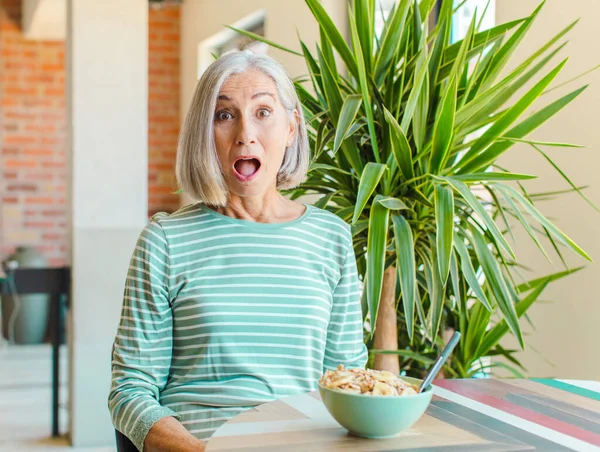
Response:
[[148, 203, 204, 226], [141, 203, 206, 240], [305, 205, 352, 242]]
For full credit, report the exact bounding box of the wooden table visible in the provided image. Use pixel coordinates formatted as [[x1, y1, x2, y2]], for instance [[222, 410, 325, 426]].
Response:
[[207, 378, 600, 452]]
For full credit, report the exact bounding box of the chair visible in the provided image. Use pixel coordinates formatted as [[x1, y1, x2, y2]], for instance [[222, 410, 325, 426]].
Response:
[[115, 429, 139, 452], [0, 266, 70, 437]]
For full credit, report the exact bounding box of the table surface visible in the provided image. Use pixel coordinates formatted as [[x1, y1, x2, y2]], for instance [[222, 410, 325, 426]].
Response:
[[206, 378, 600, 452]]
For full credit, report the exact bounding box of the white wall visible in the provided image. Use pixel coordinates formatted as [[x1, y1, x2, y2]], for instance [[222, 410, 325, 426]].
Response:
[[180, 0, 348, 120], [67, 0, 148, 445], [496, 0, 600, 380]]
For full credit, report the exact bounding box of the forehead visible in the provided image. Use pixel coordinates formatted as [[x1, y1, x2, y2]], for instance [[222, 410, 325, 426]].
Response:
[[218, 69, 278, 98]]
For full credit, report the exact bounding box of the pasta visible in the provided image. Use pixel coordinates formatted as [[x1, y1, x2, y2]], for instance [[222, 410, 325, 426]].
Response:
[[320, 365, 419, 396]]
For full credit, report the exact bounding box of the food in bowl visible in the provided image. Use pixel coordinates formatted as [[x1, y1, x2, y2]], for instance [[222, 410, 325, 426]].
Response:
[[319, 365, 419, 396]]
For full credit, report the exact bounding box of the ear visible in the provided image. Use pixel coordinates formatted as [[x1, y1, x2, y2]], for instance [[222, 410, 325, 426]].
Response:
[[287, 109, 299, 145]]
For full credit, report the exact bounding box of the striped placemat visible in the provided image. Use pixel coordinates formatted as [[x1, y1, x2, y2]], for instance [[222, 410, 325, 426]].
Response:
[[207, 379, 600, 451]]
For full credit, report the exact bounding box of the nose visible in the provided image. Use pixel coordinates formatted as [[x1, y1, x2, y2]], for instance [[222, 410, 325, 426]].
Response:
[[235, 115, 256, 146]]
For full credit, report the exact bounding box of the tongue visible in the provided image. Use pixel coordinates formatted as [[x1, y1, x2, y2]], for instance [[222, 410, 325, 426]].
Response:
[[236, 159, 259, 177]]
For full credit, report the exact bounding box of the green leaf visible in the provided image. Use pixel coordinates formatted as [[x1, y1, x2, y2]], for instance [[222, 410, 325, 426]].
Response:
[[428, 14, 450, 93], [453, 235, 492, 312], [308, 163, 353, 176], [413, 67, 430, 154], [477, 280, 549, 357], [305, 0, 358, 78], [435, 184, 454, 286], [478, 1, 546, 92], [498, 187, 550, 262], [502, 138, 583, 148], [349, 10, 380, 162], [366, 197, 391, 336], [401, 50, 429, 132], [456, 41, 565, 128], [458, 59, 568, 173], [450, 250, 463, 312], [353, 163, 387, 224], [469, 225, 523, 348], [496, 184, 592, 261], [374, 0, 411, 84], [384, 108, 415, 180], [451, 172, 536, 182], [407, 188, 434, 208], [392, 214, 416, 341], [332, 95, 363, 155], [529, 143, 600, 214], [464, 300, 492, 364], [426, 249, 444, 340], [299, 40, 325, 96], [313, 191, 337, 209], [354, 0, 374, 74], [226, 26, 303, 56], [462, 86, 587, 172], [442, 18, 526, 64], [316, 47, 343, 120], [516, 267, 583, 293], [369, 348, 434, 365], [443, 177, 515, 259], [319, 27, 338, 80], [430, 76, 457, 174], [378, 197, 409, 210]]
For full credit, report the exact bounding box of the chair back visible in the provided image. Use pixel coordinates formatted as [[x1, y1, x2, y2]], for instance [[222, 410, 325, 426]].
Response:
[[115, 429, 139, 452]]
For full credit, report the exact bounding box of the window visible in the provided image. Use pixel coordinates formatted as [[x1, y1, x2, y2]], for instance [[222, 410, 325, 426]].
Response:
[[451, 0, 495, 43], [197, 10, 267, 78]]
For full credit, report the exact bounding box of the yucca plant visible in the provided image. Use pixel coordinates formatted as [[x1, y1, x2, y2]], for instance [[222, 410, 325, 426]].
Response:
[[234, 0, 596, 377]]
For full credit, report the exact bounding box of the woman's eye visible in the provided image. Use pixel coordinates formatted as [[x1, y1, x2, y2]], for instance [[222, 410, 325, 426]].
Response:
[[215, 111, 232, 121], [257, 108, 272, 118]]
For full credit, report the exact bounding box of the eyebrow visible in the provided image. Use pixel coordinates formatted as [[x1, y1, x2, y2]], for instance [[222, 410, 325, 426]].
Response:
[[217, 92, 276, 101]]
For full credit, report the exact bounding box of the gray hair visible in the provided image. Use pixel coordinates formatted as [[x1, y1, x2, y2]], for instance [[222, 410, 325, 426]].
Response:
[[176, 50, 310, 207]]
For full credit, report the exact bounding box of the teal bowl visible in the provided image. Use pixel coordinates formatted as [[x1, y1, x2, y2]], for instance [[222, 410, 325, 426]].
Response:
[[318, 376, 433, 439]]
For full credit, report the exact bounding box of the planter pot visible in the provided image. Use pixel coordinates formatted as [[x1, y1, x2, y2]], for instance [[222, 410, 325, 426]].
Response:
[[1, 246, 50, 344]]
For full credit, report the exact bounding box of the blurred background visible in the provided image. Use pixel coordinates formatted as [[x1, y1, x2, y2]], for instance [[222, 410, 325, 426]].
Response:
[[0, 0, 598, 450]]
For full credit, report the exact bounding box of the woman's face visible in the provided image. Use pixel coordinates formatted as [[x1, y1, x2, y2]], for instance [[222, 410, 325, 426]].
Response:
[[213, 69, 297, 200]]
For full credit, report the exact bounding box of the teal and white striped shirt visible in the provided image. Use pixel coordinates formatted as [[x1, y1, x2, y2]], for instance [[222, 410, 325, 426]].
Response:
[[108, 203, 368, 450]]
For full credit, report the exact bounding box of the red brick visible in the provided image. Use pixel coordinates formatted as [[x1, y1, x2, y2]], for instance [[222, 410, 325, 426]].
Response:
[[23, 221, 53, 228], [5, 159, 37, 168], [1, 0, 182, 264], [41, 210, 65, 217], [25, 197, 54, 205], [24, 148, 54, 156], [42, 233, 62, 240], [7, 183, 37, 192], [4, 136, 37, 145], [41, 161, 65, 169], [25, 124, 55, 133]]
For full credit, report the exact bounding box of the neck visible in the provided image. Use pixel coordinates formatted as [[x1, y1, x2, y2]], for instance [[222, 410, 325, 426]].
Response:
[[218, 189, 293, 224]]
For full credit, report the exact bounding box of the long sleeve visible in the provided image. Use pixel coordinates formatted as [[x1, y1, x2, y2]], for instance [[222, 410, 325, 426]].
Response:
[[323, 238, 369, 371], [108, 215, 179, 451]]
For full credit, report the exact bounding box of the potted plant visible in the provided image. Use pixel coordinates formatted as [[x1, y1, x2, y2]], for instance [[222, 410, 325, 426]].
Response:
[[235, 0, 594, 377]]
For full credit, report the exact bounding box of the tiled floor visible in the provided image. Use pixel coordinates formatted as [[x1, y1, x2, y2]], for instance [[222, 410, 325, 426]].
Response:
[[0, 343, 115, 452]]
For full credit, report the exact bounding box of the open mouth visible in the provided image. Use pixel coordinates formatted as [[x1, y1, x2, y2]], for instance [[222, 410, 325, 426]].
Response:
[[233, 157, 262, 181]]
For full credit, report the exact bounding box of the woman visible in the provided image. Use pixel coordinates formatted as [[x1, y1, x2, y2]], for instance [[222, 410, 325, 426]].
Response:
[[108, 50, 367, 452]]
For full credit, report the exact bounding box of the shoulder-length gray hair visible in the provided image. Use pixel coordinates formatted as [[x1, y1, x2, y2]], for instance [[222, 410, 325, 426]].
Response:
[[176, 50, 310, 207]]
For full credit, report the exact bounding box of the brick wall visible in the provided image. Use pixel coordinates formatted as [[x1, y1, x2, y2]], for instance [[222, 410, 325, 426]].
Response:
[[0, 0, 67, 267], [148, 5, 181, 217], [0, 2, 181, 266]]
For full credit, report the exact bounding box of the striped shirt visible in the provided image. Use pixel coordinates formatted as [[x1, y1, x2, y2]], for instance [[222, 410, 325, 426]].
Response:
[[108, 203, 368, 450]]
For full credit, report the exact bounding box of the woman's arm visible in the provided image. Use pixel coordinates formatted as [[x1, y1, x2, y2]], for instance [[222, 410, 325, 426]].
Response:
[[108, 216, 196, 451], [323, 235, 369, 371], [145, 417, 206, 452]]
